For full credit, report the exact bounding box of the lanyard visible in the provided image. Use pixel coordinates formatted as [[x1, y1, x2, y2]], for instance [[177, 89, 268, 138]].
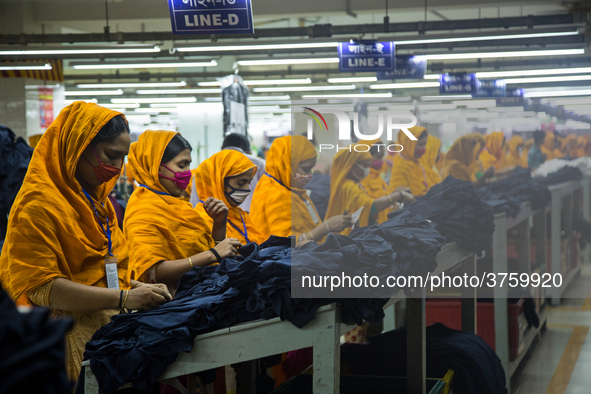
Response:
[[82, 189, 112, 256], [139, 184, 171, 196], [264, 172, 290, 191], [228, 211, 249, 243]]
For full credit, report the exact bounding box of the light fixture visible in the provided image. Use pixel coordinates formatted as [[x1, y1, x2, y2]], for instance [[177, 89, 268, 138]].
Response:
[[253, 85, 355, 92], [370, 82, 440, 89], [72, 60, 217, 70], [111, 97, 197, 104], [77, 81, 187, 88], [476, 67, 591, 79], [327, 77, 378, 83], [176, 42, 338, 52], [418, 104, 457, 110], [453, 100, 497, 108], [526, 89, 591, 98], [391, 30, 578, 45], [423, 74, 441, 80], [541, 98, 591, 105], [250, 95, 291, 101], [65, 90, 123, 96], [423, 48, 584, 60], [204, 97, 222, 102], [302, 93, 393, 99], [488, 107, 524, 112], [97, 103, 141, 109], [504, 75, 591, 84], [236, 58, 339, 66], [0, 62, 52, 70], [150, 104, 179, 108], [125, 115, 152, 123], [198, 78, 312, 86], [136, 89, 220, 94], [64, 99, 98, 105], [134, 108, 179, 113], [0, 45, 161, 56], [421, 95, 472, 100]]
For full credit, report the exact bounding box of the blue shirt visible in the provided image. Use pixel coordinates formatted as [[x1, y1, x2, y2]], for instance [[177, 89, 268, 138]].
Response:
[[528, 145, 545, 169]]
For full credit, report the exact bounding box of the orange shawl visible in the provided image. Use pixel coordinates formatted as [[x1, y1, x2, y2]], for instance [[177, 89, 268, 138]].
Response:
[[562, 134, 579, 158], [388, 126, 429, 196], [505, 135, 525, 168], [0, 102, 130, 300], [194, 150, 265, 245], [250, 135, 320, 239], [479, 131, 505, 171], [442, 135, 476, 182], [420, 134, 442, 189], [542, 133, 564, 161], [124, 130, 215, 281], [359, 139, 390, 225]]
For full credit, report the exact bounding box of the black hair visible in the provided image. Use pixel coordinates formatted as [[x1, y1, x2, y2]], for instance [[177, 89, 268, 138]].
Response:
[[533, 130, 546, 144], [91, 115, 130, 146], [162, 133, 192, 164], [222, 133, 251, 153], [369, 144, 384, 158]]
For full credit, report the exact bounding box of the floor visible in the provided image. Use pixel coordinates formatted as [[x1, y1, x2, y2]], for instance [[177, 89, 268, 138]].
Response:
[[511, 264, 591, 394]]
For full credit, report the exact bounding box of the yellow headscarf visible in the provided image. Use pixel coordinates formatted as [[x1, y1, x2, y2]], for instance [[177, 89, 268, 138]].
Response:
[[359, 138, 390, 224], [325, 144, 374, 235], [480, 131, 505, 170], [250, 135, 319, 239], [562, 134, 578, 157], [0, 102, 130, 300], [576, 136, 588, 158], [542, 133, 564, 160], [388, 126, 429, 196], [124, 130, 215, 281], [194, 150, 264, 245], [505, 135, 525, 168], [421, 134, 442, 188], [442, 134, 476, 182]]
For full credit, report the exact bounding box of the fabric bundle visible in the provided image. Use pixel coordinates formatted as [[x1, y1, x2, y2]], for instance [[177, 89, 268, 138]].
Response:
[[538, 166, 582, 186], [533, 157, 591, 178], [390, 176, 495, 254]]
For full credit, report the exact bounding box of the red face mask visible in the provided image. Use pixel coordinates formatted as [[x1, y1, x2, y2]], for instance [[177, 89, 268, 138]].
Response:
[[415, 147, 426, 158], [83, 145, 121, 183]]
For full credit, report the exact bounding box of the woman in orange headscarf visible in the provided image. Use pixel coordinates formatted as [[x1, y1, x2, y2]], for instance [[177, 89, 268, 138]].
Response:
[[124, 130, 242, 290], [250, 135, 352, 243], [575, 136, 588, 158], [421, 134, 442, 189], [326, 143, 415, 236], [542, 133, 564, 161], [479, 131, 506, 171], [359, 138, 390, 224], [470, 132, 487, 178], [562, 134, 579, 158], [0, 102, 170, 381], [194, 149, 265, 245], [505, 135, 526, 168], [443, 134, 494, 187], [388, 126, 430, 196]]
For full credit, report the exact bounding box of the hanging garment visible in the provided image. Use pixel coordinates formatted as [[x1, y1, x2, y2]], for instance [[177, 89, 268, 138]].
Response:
[[221, 76, 250, 136]]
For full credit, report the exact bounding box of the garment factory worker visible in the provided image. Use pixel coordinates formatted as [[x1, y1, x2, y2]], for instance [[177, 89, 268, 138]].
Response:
[[124, 130, 241, 290], [359, 138, 391, 225], [575, 136, 589, 158], [562, 134, 579, 158], [542, 132, 564, 161], [250, 135, 353, 243], [326, 143, 415, 236], [0, 102, 171, 381], [470, 132, 487, 179], [479, 131, 506, 171], [528, 130, 547, 170], [505, 135, 526, 168], [388, 126, 430, 197], [442, 134, 494, 187], [421, 134, 443, 189], [194, 149, 265, 245]]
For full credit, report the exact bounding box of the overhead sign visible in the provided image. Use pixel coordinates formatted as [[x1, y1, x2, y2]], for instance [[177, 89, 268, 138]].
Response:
[[474, 79, 506, 98], [376, 55, 427, 80], [338, 41, 395, 72], [167, 0, 254, 35], [506, 88, 525, 97], [439, 73, 477, 94]]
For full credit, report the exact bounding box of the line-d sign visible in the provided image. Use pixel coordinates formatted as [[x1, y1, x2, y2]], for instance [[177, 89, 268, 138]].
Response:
[[167, 0, 254, 35]]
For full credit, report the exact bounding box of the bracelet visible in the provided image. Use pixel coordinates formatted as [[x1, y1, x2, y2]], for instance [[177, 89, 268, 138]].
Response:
[[209, 248, 222, 263], [119, 290, 124, 310], [188, 256, 193, 269], [324, 221, 330, 233], [120, 290, 129, 313]]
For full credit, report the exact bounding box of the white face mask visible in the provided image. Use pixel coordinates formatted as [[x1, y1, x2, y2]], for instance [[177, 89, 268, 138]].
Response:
[[355, 163, 370, 180], [228, 190, 250, 204]]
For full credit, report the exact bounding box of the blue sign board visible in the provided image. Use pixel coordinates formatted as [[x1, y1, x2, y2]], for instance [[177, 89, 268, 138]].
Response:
[[338, 41, 395, 72], [376, 55, 427, 80], [439, 73, 477, 94], [474, 79, 506, 97], [167, 0, 254, 35]]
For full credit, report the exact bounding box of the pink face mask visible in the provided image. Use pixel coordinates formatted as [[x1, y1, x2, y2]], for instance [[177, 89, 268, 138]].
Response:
[[415, 147, 426, 158], [159, 164, 192, 190], [293, 173, 313, 189]]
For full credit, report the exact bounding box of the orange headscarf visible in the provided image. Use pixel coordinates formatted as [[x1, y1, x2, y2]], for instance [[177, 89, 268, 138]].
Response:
[[388, 126, 429, 196], [194, 150, 264, 245], [562, 134, 579, 158], [325, 144, 374, 235], [470, 133, 486, 177], [442, 134, 476, 182], [250, 135, 320, 239], [576, 136, 588, 158], [420, 134, 442, 189], [505, 135, 525, 168], [124, 130, 215, 281], [542, 133, 564, 161], [479, 131, 505, 170], [0, 102, 130, 301], [584, 135, 591, 156], [359, 138, 390, 224]]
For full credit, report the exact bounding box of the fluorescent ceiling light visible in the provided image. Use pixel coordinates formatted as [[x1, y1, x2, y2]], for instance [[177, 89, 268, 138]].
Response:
[[253, 85, 355, 92], [134, 108, 179, 113], [125, 115, 152, 123], [302, 93, 393, 99], [463, 112, 498, 118], [421, 95, 472, 100], [419, 104, 457, 110], [136, 89, 220, 94], [198, 78, 312, 86], [237, 58, 339, 66], [204, 97, 222, 102], [0, 62, 52, 70], [384, 105, 416, 111], [453, 100, 497, 108], [250, 95, 291, 100], [249, 100, 298, 106], [393, 30, 578, 45], [540, 98, 591, 105], [505, 75, 591, 84], [111, 97, 197, 104], [77, 81, 187, 88], [328, 77, 378, 83], [177, 42, 338, 52], [0, 45, 160, 56], [424, 49, 584, 60], [150, 103, 179, 108], [526, 89, 591, 98], [477, 67, 591, 79], [249, 106, 281, 111], [72, 60, 217, 70], [370, 82, 440, 89], [65, 90, 123, 96], [488, 107, 524, 112], [423, 74, 441, 80], [98, 103, 140, 109], [64, 99, 97, 105]]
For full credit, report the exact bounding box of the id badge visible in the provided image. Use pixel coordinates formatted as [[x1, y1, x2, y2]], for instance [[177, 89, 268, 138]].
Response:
[[306, 200, 320, 224], [104, 255, 120, 290]]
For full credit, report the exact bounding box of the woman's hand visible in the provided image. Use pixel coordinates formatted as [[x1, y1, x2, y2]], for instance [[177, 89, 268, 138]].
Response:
[[203, 197, 229, 225], [125, 284, 172, 310], [325, 214, 353, 232], [213, 238, 243, 260], [391, 190, 415, 204]]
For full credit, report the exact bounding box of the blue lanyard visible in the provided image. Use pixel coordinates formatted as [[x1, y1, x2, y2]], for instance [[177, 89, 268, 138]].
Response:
[[228, 211, 249, 243], [264, 172, 290, 191], [82, 189, 112, 256], [139, 184, 171, 196]]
